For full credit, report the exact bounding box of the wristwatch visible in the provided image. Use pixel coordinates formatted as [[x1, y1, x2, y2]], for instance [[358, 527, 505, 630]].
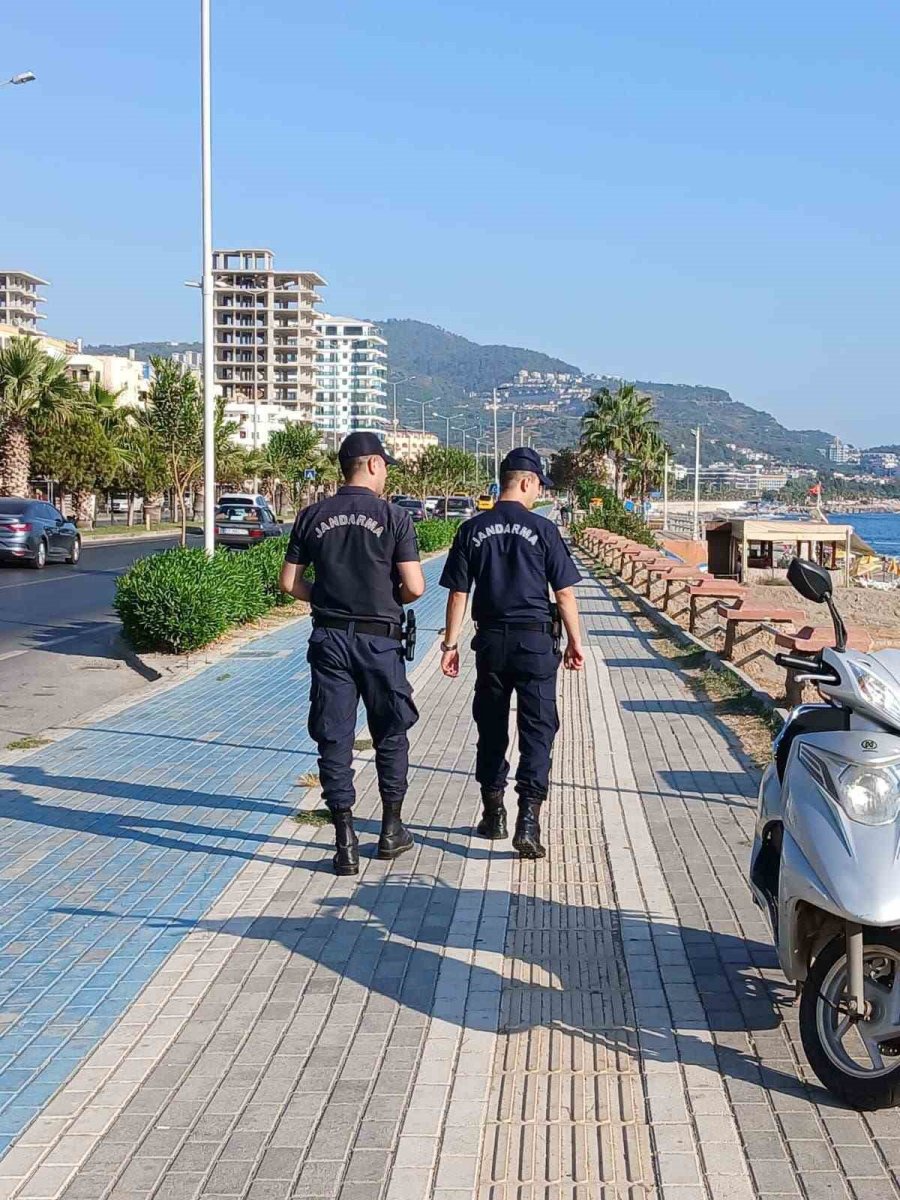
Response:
[[440, 641, 458, 653]]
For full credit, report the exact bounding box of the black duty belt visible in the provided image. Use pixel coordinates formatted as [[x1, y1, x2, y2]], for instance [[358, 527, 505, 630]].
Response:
[[478, 621, 553, 634], [314, 617, 402, 640]]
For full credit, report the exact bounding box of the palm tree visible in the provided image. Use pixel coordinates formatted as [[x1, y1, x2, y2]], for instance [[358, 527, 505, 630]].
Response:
[[0, 338, 81, 496], [580, 383, 656, 498], [624, 426, 668, 505]]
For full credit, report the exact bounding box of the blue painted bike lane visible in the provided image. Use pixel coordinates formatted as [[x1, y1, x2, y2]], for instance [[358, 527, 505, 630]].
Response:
[[0, 558, 450, 1153]]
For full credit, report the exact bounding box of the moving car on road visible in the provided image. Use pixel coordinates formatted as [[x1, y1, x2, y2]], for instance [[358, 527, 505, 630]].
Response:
[[0, 498, 81, 570], [476, 494, 494, 511], [214, 502, 282, 550]]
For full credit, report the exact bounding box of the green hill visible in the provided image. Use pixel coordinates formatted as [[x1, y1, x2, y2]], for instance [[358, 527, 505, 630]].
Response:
[[377, 319, 580, 395], [86, 325, 838, 465], [631, 381, 834, 466]]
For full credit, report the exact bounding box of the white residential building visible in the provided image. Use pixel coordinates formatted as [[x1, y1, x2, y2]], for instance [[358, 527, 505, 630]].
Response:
[[67, 350, 151, 408], [223, 399, 297, 449], [212, 248, 326, 428], [314, 315, 388, 439], [384, 428, 439, 461], [826, 437, 861, 465], [0, 271, 48, 331]]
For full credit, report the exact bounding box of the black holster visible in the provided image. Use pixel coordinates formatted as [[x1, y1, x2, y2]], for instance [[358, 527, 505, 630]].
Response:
[[402, 609, 417, 662], [550, 603, 562, 655]]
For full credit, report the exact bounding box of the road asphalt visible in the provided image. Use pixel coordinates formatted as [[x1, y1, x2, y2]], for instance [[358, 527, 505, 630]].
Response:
[[0, 533, 201, 748]]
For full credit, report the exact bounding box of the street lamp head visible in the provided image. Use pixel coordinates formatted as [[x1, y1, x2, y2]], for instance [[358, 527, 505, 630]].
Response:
[[10, 71, 36, 85]]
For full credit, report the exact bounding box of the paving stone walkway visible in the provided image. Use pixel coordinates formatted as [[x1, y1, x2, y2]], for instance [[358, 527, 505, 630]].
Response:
[[0, 550, 899, 1199]]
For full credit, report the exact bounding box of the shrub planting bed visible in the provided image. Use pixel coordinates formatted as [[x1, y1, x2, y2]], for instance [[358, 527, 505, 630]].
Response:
[[414, 517, 461, 554], [115, 536, 304, 655]]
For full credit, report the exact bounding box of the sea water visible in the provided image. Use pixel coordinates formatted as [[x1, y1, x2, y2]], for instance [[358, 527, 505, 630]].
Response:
[[828, 512, 900, 557]]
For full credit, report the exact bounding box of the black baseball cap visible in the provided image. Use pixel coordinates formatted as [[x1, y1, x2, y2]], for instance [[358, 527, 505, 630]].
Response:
[[338, 431, 399, 467], [500, 446, 553, 488]]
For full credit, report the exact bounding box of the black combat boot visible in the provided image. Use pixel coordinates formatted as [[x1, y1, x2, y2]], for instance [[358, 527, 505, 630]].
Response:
[[332, 810, 359, 876], [377, 800, 415, 860], [512, 794, 547, 860], [476, 787, 508, 840]]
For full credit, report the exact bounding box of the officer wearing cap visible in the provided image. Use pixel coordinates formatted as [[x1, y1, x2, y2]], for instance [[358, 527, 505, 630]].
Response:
[[279, 432, 426, 875], [439, 447, 584, 859]]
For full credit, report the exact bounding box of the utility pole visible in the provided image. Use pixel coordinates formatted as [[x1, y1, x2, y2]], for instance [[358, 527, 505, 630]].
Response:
[[692, 428, 701, 542], [200, 0, 215, 556], [663, 449, 670, 532], [491, 389, 500, 486]]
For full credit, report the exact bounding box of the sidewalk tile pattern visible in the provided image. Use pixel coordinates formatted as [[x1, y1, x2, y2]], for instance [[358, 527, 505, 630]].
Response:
[[0, 560, 449, 1161], [2, 548, 900, 1198]]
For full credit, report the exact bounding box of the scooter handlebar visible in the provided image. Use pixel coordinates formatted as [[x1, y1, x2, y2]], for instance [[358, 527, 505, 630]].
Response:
[[775, 652, 820, 672]]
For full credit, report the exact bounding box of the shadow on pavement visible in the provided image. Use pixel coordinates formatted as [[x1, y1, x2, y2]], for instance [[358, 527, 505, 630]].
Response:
[[57, 878, 839, 1108]]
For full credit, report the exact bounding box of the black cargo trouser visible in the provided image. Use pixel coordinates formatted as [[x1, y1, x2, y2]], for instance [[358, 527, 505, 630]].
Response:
[[306, 625, 419, 813], [471, 625, 561, 801]]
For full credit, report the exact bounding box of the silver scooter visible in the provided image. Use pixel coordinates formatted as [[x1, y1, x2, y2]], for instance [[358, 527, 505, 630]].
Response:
[[750, 557, 900, 1108]]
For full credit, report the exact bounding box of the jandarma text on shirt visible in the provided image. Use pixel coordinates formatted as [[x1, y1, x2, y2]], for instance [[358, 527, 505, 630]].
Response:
[[313, 514, 385, 539]]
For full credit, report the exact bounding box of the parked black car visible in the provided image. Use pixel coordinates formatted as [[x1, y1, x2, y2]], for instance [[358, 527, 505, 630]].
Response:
[[214, 503, 283, 550], [0, 498, 81, 569], [392, 497, 427, 522]]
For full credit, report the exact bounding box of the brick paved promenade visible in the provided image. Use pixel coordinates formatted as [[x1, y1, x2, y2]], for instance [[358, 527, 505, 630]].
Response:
[[1, 551, 899, 1198]]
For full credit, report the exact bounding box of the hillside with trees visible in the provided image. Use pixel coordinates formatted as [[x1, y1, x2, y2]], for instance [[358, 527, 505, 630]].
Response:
[[86, 323, 839, 464]]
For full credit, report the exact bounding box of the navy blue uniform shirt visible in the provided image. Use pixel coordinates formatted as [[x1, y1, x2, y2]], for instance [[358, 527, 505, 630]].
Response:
[[439, 501, 581, 623], [285, 486, 420, 624]]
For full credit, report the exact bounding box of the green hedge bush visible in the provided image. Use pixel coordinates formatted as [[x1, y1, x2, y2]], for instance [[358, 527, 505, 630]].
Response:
[[115, 535, 299, 654], [415, 518, 461, 554]]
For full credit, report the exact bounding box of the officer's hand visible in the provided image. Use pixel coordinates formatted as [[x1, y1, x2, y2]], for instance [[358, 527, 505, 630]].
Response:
[[441, 649, 460, 678], [564, 642, 585, 671]]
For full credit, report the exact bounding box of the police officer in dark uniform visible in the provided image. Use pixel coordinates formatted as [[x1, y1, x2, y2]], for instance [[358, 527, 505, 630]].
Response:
[[439, 447, 584, 859], [279, 432, 426, 875]]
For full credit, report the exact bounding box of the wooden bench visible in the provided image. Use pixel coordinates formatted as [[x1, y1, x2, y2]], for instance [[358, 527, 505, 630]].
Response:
[[609, 540, 641, 573], [718, 602, 805, 662], [622, 549, 665, 585], [775, 625, 874, 706], [647, 564, 706, 605], [687, 582, 749, 633]]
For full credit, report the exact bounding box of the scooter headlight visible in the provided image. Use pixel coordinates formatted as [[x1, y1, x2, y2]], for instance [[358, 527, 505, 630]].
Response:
[[798, 744, 900, 826], [849, 663, 900, 728]]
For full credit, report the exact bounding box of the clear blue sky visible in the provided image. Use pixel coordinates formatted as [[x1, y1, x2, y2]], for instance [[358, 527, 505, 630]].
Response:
[[5, 1, 900, 445]]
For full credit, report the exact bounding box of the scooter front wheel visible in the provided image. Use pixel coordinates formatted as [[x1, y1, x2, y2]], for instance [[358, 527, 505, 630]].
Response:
[[800, 930, 900, 1110]]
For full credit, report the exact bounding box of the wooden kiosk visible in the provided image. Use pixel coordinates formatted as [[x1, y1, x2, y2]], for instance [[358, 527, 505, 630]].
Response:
[[704, 518, 855, 586]]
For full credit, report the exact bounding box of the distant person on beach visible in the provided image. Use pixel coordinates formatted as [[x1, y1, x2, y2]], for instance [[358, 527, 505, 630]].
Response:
[[439, 448, 584, 860]]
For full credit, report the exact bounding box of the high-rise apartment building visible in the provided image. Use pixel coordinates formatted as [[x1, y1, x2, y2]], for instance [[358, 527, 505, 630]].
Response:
[[212, 248, 326, 428], [314, 315, 388, 440], [0, 271, 48, 331]]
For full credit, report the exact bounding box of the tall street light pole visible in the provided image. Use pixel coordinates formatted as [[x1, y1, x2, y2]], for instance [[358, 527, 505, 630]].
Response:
[[433, 412, 450, 444], [490, 389, 500, 486], [510, 408, 516, 450], [663, 449, 670, 532], [692, 428, 701, 542], [200, 0, 216, 556]]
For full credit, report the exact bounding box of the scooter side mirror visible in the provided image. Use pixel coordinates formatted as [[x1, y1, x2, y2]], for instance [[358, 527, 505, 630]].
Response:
[[787, 557, 833, 604]]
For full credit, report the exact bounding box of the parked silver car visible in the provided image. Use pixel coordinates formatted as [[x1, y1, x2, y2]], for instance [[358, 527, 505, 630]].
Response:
[[0, 498, 81, 569]]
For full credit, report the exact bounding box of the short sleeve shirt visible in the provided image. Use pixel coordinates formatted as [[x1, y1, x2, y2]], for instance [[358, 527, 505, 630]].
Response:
[[439, 500, 581, 623], [285, 486, 420, 624]]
